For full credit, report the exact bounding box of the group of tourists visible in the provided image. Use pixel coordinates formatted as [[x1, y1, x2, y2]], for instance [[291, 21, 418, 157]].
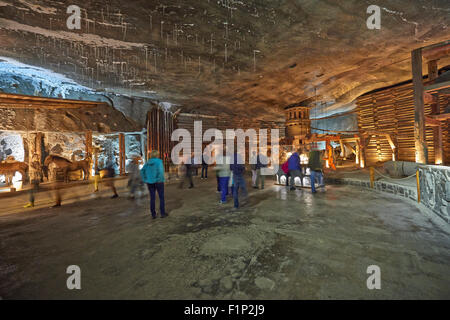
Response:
[[281, 146, 325, 193], [21, 145, 325, 217]]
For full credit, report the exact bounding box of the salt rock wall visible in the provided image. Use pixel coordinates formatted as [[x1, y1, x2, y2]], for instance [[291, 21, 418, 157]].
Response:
[[94, 135, 119, 174], [44, 133, 86, 161], [0, 132, 24, 161], [419, 165, 450, 223], [125, 135, 142, 157]]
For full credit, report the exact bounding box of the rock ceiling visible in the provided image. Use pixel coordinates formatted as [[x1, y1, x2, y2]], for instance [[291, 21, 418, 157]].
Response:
[[0, 0, 449, 122]]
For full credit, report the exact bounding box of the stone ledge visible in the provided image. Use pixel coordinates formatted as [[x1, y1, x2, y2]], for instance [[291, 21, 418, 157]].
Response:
[[326, 174, 449, 224]]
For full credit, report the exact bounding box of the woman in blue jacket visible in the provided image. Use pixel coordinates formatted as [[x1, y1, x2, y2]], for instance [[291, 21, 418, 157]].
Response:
[[140, 150, 167, 219]]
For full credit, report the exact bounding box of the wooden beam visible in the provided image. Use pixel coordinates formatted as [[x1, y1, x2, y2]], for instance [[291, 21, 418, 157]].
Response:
[[429, 113, 450, 121], [355, 142, 360, 165], [0, 93, 107, 109], [424, 80, 450, 94], [422, 43, 450, 61], [343, 142, 356, 155], [411, 48, 428, 164], [425, 116, 442, 127], [384, 134, 397, 161]]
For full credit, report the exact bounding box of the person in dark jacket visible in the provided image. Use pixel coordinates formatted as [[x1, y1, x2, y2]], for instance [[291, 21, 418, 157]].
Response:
[[179, 153, 194, 189], [287, 150, 303, 190], [141, 150, 167, 219], [201, 153, 209, 179], [308, 149, 324, 193], [104, 163, 119, 198], [255, 153, 267, 189], [230, 152, 248, 208]]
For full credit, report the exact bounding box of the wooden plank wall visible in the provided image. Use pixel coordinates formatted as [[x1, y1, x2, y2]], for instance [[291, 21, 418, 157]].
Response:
[[357, 81, 449, 165]]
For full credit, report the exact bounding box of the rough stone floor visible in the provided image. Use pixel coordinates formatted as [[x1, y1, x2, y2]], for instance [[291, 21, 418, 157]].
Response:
[[0, 177, 449, 299]]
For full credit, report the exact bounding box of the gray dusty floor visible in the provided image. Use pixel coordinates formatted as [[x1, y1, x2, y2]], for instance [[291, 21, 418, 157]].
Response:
[[0, 176, 449, 299]]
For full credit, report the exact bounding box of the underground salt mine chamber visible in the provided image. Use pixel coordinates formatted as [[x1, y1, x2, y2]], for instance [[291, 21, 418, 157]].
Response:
[[0, 0, 449, 304]]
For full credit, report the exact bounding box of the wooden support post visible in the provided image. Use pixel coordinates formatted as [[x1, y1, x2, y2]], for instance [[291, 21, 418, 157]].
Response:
[[428, 59, 444, 164], [355, 142, 360, 165], [427, 60, 438, 81], [140, 134, 147, 162], [85, 130, 93, 156], [411, 48, 428, 164], [359, 135, 371, 168], [94, 147, 99, 192], [369, 167, 375, 188], [416, 170, 421, 203], [85, 130, 93, 178], [147, 110, 151, 159], [385, 134, 397, 161], [119, 133, 126, 175]]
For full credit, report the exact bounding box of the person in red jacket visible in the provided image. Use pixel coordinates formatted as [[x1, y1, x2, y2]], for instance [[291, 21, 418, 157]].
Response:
[[281, 161, 289, 186]]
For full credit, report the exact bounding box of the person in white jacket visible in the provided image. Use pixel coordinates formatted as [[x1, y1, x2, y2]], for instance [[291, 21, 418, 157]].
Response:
[[214, 153, 231, 204]]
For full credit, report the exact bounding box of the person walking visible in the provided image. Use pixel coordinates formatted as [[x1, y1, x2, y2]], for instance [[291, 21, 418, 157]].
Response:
[[281, 160, 289, 186], [255, 153, 267, 190], [287, 150, 303, 191], [250, 151, 257, 188], [24, 153, 41, 208], [201, 153, 209, 179], [308, 149, 324, 194], [141, 150, 167, 219], [230, 152, 248, 209], [214, 153, 231, 204], [105, 163, 119, 198], [186, 154, 195, 188], [179, 155, 194, 189], [127, 155, 142, 200]]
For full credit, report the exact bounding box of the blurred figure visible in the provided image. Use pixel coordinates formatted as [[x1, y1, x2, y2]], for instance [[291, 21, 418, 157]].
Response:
[[230, 152, 247, 209], [104, 162, 119, 198], [214, 152, 231, 204], [127, 155, 143, 200], [24, 153, 41, 208], [255, 152, 267, 190], [250, 150, 257, 188], [179, 153, 194, 189], [201, 153, 209, 179], [52, 181, 63, 208], [281, 160, 289, 186], [141, 150, 167, 219], [308, 149, 324, 193]]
